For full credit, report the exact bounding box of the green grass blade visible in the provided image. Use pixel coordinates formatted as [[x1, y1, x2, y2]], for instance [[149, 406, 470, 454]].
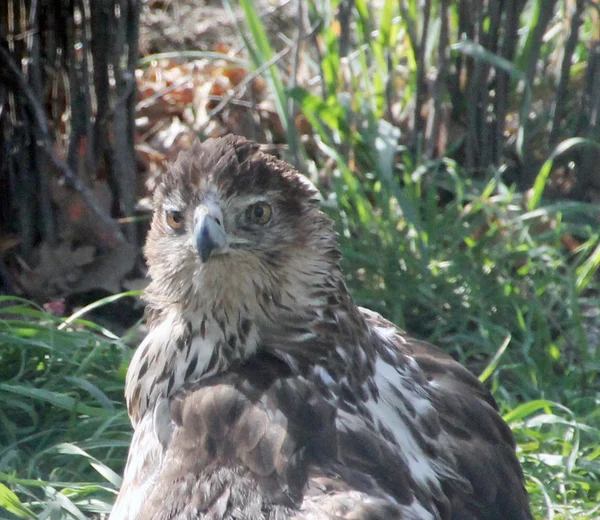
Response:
[[55, 444, 122, 487], [452, 39, 525, 81], [503, 400, 555, 424], [58, 291, 141, 331], [479, 334, 511, 383], [0, 384, 114, 418], [529, 138, 600, 210], [0, 483, 36, 518], [229, 0, 289, 133], [576, 240, 600, 293]]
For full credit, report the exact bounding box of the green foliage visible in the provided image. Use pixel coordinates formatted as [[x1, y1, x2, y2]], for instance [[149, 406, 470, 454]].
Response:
[[0, 297, 131, 518]]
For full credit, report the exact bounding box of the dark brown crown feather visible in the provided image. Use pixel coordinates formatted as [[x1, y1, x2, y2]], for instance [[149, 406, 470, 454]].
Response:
[[157, 135, 318, 217]]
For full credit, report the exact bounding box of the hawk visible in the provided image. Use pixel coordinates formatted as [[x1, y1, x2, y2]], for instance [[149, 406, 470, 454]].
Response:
[[110, 135, 532, 520]]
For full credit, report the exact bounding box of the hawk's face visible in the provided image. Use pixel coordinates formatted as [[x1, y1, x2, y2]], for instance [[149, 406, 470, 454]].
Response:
[[128, 136, 344, 425], [144, 136, 339, 321]]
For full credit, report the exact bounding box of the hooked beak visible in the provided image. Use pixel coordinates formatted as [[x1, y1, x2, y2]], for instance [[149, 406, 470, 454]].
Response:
[[194, 204, 227, 263]]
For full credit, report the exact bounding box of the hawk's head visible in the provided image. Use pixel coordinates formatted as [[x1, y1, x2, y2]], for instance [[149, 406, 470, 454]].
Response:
[[144, 135, 340, 319], [131, 136, 347, 423]]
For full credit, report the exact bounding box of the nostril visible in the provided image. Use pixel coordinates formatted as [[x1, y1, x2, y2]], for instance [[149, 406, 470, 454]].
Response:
[[215, 218, 222, 226]]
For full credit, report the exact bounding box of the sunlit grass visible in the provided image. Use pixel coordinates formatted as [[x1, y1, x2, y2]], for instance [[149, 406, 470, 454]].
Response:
[[0, 297, 132, 518]]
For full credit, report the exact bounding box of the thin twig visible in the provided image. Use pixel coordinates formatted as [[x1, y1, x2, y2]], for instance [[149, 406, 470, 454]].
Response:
[[307, 13, 326, 100], [495, 0, 526, 166], [338, 0, 354, 58], [465, 1, 484, 174], [520, 0, 557, 185], [480, 0, 502, 167], [108, 0, 140, 246], [26, 0, 56, 246], [286, 0, 304, 168], [196, 45, 292, 136], [195, 13, 322, 139], [138, 50, 249, 67], [413, 0, 431, 150], [136, 76, 191, 111], [397, 1, 418, 59], [576, 42, 600, 198]]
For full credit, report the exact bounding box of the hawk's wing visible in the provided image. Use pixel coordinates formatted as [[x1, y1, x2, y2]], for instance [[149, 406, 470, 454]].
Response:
[[359, 308, 532, 520], [111, 319, 531, 520], [110, 353, 421, 520]]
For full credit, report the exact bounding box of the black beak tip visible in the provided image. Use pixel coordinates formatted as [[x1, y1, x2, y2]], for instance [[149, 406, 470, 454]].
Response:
[[196, 226, 216, 263]]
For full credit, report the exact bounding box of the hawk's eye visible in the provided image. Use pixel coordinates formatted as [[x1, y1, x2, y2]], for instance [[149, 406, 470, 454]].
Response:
[[246, 202, 272, 225], [165, 210, 185, 230]]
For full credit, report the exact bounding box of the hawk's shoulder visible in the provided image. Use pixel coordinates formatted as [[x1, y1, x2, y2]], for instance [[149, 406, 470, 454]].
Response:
[[360, 307, 532, 519]]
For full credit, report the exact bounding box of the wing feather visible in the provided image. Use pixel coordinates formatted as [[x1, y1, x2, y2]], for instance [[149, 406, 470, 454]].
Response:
[[113, 353, 425, 520], [362, 308, 532, 520]]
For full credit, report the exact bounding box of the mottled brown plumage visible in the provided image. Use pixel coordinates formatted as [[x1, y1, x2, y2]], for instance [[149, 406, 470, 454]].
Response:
[[111, 135, 532, 520]]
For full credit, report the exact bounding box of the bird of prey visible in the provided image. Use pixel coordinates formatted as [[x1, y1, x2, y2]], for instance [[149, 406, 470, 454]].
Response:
[[110, 135, 532, 520]]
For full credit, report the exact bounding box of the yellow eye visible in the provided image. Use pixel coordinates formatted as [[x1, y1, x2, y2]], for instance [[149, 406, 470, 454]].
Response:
[[165, 210, 185, 230], [246, 201, 272, 225]]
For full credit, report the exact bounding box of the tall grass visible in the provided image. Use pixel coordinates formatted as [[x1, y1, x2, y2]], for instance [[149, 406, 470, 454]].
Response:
[[0, 297, 132, 518]]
